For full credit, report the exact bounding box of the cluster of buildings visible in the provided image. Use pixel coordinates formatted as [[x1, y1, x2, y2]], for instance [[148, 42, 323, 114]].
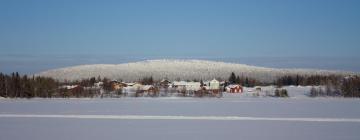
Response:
[[108, 79, 244, 95], [59, 78, 245, 97]]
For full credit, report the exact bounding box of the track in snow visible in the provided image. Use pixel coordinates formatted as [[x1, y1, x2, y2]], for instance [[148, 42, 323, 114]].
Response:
[[1, 114, 360, 123]]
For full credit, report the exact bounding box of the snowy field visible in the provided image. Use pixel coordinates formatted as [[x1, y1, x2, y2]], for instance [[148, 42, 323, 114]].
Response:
[[1, 87, 360, 140]]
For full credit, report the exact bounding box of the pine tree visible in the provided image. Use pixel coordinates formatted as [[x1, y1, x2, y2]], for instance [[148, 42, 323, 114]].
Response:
[[0, 73, 4, 97], [88, 77, 96, 87], [244, 78, 249, 87], [235, 76, 241, 84], [228, 72, 236, 84], [22, 75, 34, 98], [295, 75, 300, 86], [15, 72, 21, 97]]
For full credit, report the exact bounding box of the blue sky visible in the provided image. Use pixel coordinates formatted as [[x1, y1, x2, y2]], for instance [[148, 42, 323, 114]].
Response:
[[1, 0, 360, 73]]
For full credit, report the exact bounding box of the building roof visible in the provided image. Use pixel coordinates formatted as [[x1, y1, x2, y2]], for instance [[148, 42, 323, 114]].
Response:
[[226, 84, 242, 88], [210, 79, 219, 83], [142, 85, 154, 90], [160, 79, 171, 83], [60, 85, 79, 90]]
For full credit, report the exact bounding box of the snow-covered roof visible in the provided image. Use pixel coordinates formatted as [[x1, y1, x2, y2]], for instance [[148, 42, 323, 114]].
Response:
[[173, 81, 187, 86], [210, 79, 219, 83], [94, 82, 103, 86], [60, 85, 79, 90], [142, 85, 154, 90], [160, 79, 170, 83], [226, 84, 242, 88], [126, 83, 135, 86]]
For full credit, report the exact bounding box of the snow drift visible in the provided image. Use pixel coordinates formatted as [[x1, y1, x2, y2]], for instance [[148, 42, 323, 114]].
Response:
[[36, 59, 355, 82]]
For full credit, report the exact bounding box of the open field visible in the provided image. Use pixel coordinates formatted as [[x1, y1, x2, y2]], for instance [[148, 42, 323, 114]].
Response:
[[1, 95, 360, 140]]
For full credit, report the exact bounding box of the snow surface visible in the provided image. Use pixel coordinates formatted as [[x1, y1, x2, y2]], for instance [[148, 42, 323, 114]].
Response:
[[36, 59, 355, 82], [1, 87, 360, 140], [223, 85, 314, 98]]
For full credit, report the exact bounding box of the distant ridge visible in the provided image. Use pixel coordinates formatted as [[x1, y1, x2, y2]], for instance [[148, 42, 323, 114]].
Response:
[[36, 59, 355, 82]]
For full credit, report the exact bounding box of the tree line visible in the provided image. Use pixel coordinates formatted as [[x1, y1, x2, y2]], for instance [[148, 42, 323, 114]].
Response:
[[275, 74, 342, 87], [227, 72, 259, 87], [0, 72, 359, 98], [0, 72, 57, 98], [309, 76, 360, 97], [275, 74, 360, 97]]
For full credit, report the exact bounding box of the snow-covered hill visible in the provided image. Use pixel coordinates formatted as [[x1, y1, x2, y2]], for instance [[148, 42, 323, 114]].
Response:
[[36, 59, 355, 82]]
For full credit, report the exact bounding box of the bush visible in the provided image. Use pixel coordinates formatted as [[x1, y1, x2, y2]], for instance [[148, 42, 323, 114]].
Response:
[[275, 89, 280, 97], [274, 89, 288, 97], [280, 89, 288, 97]]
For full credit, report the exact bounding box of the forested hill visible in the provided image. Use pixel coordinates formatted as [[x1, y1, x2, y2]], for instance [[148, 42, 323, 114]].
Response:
[[37, 59, 355, 82]]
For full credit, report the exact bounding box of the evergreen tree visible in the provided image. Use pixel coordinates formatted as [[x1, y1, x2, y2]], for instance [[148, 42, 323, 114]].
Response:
[[89, 77, 96, 86], [295, 75, 300, 86], [244, 78, 249, 87], [228, 72, 236, 84], [0, 73, 5, 97], [235, 76, 241, 84], [22, 75, 34, 98], [200, 80, 204, 87]]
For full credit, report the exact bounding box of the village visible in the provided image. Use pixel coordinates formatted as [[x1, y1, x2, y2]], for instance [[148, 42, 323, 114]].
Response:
[[58, 78, 276, 98]]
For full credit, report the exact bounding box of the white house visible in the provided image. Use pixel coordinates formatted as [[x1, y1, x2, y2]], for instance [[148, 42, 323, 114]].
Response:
[[208, 79, 220, 90], [125, 82, 142, 88], [142, 85, 157, 94], [186, 82, 201, 91], [172, 81, 187, 89], [173, 81, 201, 91]]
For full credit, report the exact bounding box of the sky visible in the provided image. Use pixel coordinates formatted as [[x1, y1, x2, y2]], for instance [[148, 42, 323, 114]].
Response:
[[0, 0, 360, 74]]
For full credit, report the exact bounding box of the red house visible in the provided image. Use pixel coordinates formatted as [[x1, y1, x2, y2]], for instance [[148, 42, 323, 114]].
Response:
[[226, 84, 243, 93]]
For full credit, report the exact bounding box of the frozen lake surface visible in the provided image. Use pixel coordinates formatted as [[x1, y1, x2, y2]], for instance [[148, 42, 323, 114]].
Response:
[[1, 96, 360, 140]]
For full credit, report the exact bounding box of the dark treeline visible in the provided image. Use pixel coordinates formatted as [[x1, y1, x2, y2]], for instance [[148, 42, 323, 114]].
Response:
[[0, 72, 57, 98], [140, 76, 154, 85], [275, 74, 342, 87], [275, 74, 360, 97], [227, 72, 259, 87], [1, 72, 360, 98], [341, 76, 360, 97]]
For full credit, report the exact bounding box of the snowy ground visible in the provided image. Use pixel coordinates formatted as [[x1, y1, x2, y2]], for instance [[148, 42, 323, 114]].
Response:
[[1, 87, 360, 140], [223, 85, 314, 98]]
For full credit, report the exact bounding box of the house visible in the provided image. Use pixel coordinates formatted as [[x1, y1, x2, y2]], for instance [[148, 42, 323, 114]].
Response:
[[110, 81, 127, 90], [132, 85, 158, 97], [172, 81, 187, 91], [59, 85, 84, 96], [208, 79, 220, 90], [172, 81, 202, 91], [125, 82, 135, 86], [132, 82, 143, 90], [159, 79, 171, 87], [94, 81, 103, 88], [226, 84, 243, 93], [70, 86, 84, 95], [142, 85, 158, 94], [123, 82, 143, 92], [186, 82, 201, 91]]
